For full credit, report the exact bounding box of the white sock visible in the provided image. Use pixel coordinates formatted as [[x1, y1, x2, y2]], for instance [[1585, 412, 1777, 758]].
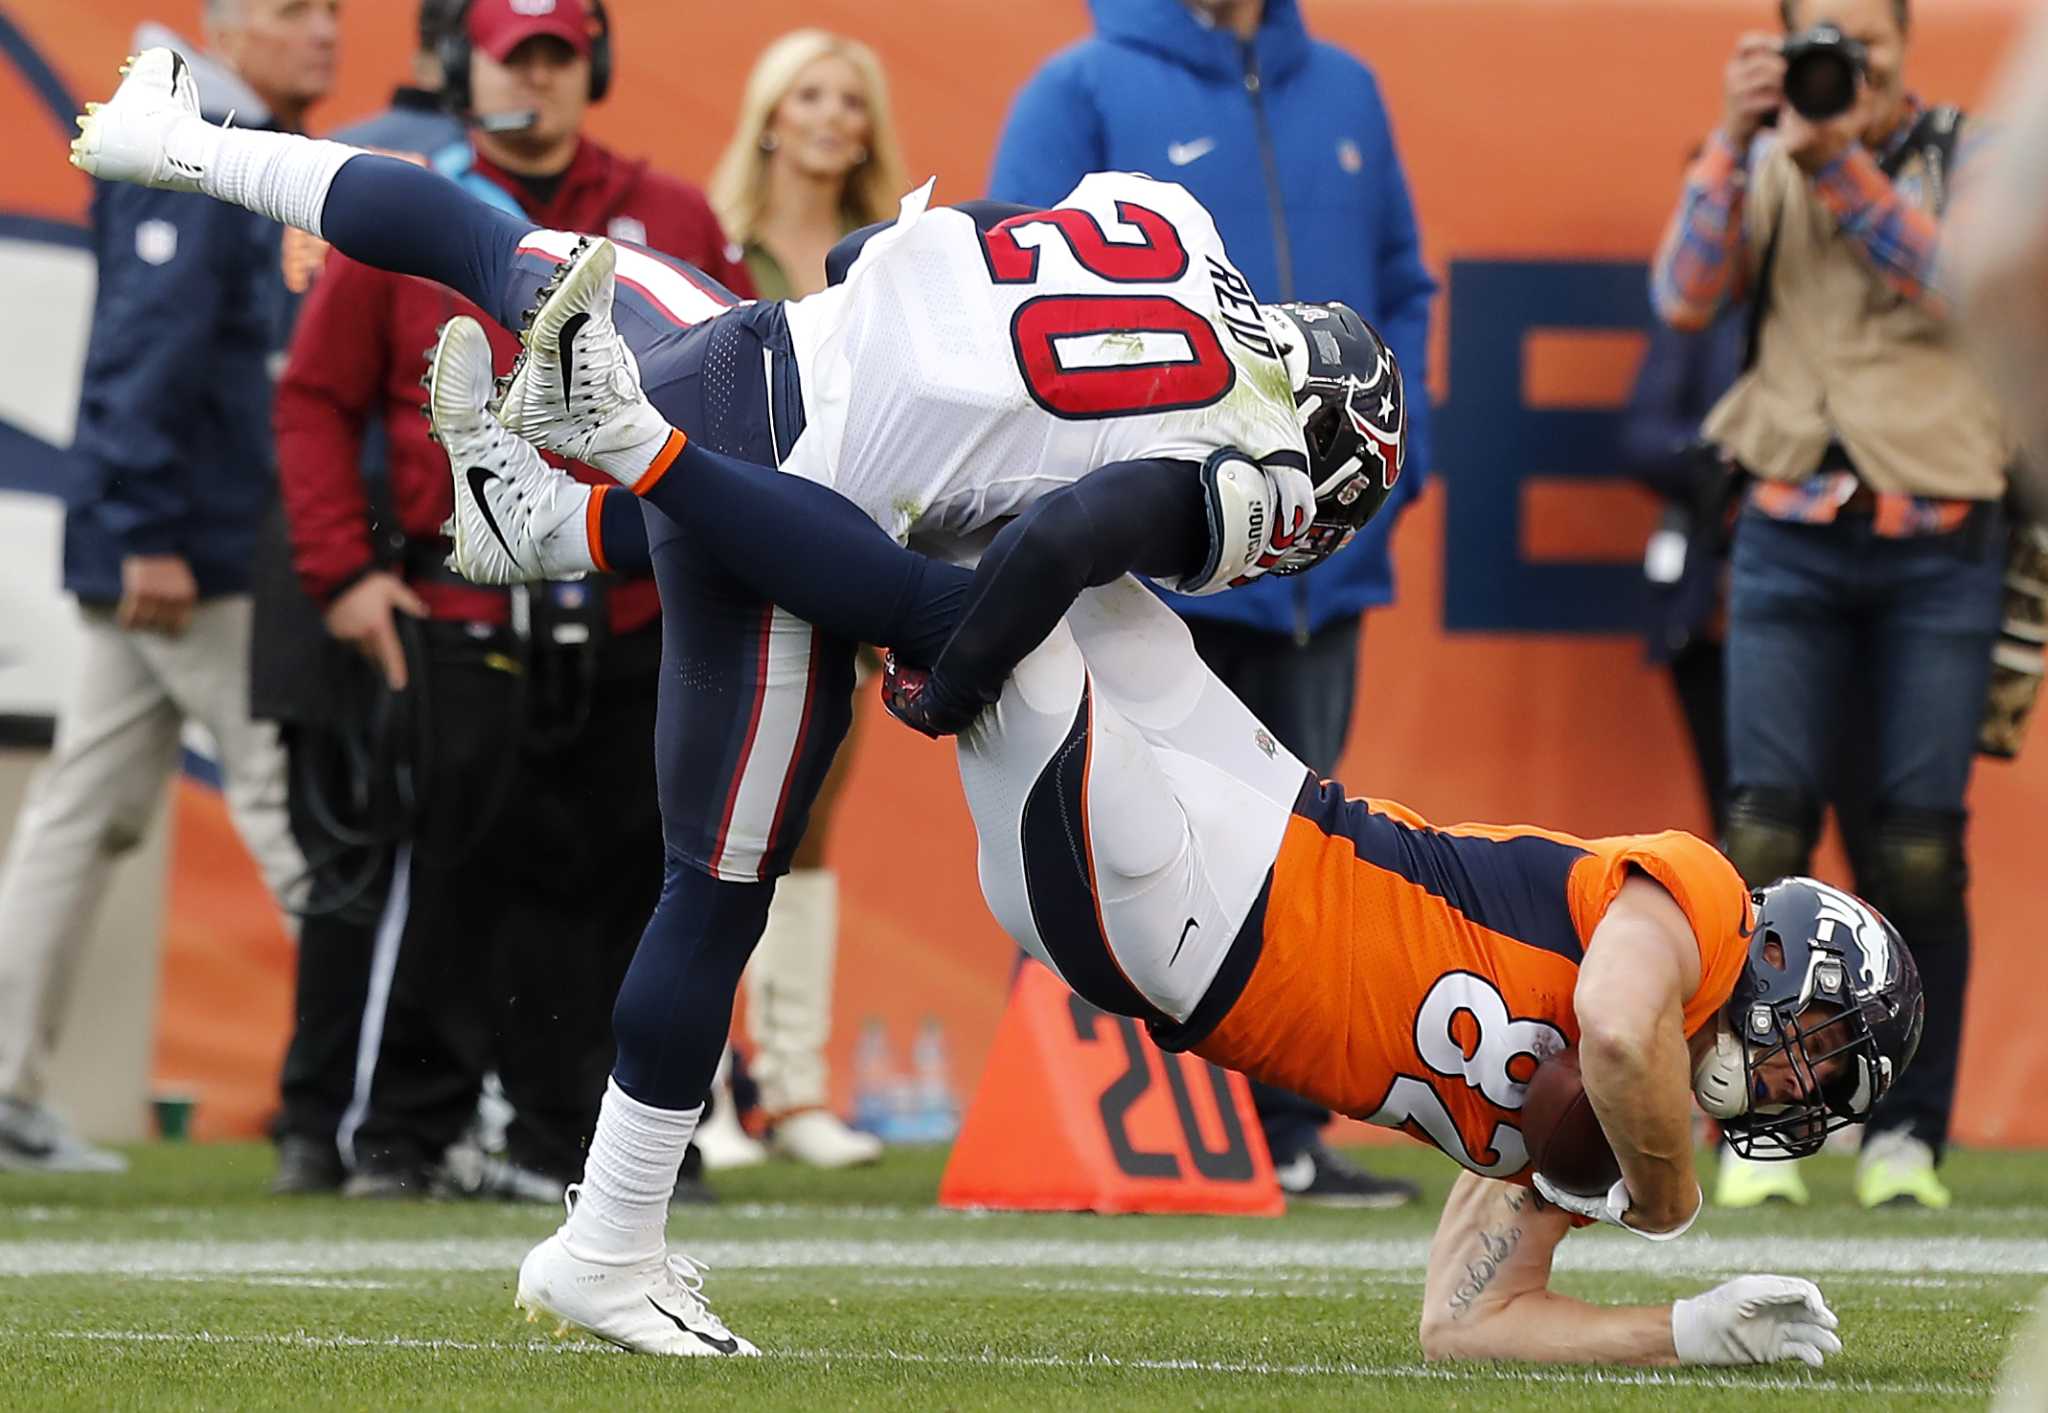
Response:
[[171, 120, 359, 237], [561, 1078, 699, 1262], [595, 424, 683, 492]]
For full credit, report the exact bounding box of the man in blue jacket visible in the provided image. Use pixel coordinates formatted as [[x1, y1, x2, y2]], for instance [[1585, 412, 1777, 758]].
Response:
[[989, 0, 1436, 1208], [0, 2, 335, 1172]]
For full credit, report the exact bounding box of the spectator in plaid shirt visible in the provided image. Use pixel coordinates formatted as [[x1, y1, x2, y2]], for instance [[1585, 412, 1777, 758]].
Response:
[[1648, 0, 2017, 1213]]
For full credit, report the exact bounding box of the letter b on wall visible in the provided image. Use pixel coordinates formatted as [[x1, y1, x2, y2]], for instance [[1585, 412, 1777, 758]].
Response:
[[1438, 260, 1653, 633]]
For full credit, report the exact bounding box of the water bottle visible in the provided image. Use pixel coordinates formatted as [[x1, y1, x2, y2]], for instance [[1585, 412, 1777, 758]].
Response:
[[851, 1018, 900, 1139], [909, 1017, 961, 1144]]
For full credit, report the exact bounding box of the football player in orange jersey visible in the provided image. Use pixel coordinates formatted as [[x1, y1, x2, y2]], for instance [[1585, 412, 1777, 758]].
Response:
[[891, 575, 1916, 1370]]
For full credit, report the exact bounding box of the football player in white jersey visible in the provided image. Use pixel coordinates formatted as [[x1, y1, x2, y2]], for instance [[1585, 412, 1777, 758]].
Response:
[[71, 49, 1400, 1358]]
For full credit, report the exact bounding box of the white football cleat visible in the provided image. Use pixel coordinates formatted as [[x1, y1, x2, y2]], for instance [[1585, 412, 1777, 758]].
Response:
[[428, 316, 599, 585], [68, 48, 207, 192], [494, 237, 679, 486], [516, 1228, 759, 1357]]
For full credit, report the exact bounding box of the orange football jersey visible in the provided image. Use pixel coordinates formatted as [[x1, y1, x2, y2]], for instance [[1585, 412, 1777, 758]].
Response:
[[1191, 780, 1753, 1181]]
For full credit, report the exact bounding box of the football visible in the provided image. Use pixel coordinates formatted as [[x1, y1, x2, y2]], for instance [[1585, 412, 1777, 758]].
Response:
[[1521, 1046, 1622, 1198]]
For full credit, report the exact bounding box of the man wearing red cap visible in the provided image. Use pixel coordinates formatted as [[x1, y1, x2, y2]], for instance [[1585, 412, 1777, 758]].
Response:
[[268, 0, 752, 1200]]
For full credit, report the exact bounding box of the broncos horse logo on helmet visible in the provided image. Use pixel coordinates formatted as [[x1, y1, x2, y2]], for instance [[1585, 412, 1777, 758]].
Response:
[[1694, 876, 1925, 1160], [1257, 300, 1407, 576]]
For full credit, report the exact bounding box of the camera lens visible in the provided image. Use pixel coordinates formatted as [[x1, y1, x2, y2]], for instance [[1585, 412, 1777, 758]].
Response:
[[1785, 47, 1857, 121], [1780, 24, 1867, 122]]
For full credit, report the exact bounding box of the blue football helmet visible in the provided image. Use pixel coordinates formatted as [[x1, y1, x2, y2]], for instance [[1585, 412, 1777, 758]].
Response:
[[1706, 877, 1924, 1160]]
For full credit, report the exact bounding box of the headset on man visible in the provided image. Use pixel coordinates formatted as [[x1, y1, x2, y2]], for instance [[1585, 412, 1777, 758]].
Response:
[[434, 0, 613, 122]]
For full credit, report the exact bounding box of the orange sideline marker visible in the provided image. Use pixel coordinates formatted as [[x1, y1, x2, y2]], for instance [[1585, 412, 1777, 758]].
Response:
[[939, 961, 1282, 1216]]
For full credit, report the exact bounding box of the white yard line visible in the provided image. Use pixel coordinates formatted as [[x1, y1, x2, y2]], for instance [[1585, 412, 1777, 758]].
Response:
[[13, 1328, 1985, 1396], [1, 1233, 2045, 1279]]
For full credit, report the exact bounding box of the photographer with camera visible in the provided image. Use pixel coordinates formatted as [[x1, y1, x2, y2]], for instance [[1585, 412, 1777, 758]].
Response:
[[1652, 0, 2014, 1211]]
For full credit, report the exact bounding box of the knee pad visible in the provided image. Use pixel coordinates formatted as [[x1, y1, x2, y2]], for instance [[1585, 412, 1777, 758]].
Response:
[[1868, 808, 1967, 922], [1721, 786, 1820, 888]]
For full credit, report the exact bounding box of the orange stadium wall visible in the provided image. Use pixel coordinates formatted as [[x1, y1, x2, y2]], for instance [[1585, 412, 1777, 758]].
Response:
[[2, 1, 2043, 1146]]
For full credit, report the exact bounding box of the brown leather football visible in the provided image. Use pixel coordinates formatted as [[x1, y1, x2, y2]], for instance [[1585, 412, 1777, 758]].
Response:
[[1521, 1046, 1622, 1197]]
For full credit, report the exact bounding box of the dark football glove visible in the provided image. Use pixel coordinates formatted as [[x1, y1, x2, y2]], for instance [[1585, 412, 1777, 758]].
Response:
[[880, 651, 983, 738]]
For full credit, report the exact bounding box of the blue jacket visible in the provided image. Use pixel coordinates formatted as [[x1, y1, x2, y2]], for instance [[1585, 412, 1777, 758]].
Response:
[[333, 87, 466, 156], [988, 0, 1436, 636], [64, 35, 292, 603]]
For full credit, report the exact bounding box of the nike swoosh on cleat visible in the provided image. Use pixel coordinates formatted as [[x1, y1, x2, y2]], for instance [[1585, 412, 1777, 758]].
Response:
[[558, 311, 589, 411], [1170, 917, 1200, 966], [645, 1295, 739, 1354], [465, 465, 520, 564]]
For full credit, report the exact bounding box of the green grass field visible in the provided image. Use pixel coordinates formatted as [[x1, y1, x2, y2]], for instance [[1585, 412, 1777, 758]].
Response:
[[1, 1142, 2042, 1410]]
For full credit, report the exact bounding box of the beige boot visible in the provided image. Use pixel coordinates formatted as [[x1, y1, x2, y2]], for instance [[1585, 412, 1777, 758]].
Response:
[[693, 1046, 766, 1172], [747, 870, 881, 1167]]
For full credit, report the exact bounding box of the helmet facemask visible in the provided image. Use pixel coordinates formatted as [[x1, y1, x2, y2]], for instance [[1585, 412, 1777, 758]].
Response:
[[1717, 902, 1909, 1160]]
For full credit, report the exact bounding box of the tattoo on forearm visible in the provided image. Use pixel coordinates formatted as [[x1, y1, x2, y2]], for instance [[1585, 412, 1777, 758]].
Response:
[[1447, 1194, 1527, 1319]]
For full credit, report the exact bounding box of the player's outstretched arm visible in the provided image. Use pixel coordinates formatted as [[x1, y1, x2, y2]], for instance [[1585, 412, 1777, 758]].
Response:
[[1569, 876, 1705, 1234], [1420, 1172, 1669, 1364], [900, 453, 1295, 735], [1421, 1173, 1843, 1367]]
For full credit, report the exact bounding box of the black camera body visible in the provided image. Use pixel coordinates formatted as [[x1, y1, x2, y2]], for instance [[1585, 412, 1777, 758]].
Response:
[[1781, 22, 1868, 121]]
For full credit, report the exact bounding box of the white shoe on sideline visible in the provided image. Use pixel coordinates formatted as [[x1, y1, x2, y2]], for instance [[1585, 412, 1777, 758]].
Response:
[[769, 1109, 883, 1169], [68, 48, 206, 191], [428, 315, 597, 585], [695, 1119, 768, 1172], [493, 237, 677, 484], [0, 1100, 127, 1174], [516, 1223, 759, 1357], [694, 1057, 767, 1173]]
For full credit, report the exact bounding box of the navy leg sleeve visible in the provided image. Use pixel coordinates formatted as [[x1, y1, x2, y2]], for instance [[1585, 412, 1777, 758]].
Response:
[[322, 156, 535, 326], [640, 440, 971, 665], [927, 458, 1207, 715], [597, 488, 653, 573], [609, 861, 774, 1109]]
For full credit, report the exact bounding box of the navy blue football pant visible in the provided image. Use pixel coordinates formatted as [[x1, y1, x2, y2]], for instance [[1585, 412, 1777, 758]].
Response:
[[317, 156, 967, 1110]]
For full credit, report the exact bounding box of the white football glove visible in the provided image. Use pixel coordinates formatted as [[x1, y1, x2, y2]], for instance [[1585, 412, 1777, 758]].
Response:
[[1531, 1173, 1701, 1242], [1672, 1275, 1843, 1368], [1176, 450, 1316, 595]]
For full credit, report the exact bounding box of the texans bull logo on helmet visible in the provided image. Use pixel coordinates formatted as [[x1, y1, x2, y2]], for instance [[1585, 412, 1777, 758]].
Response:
[[1259, 301, 1407, 575], [1335, 345, 1405, 504]]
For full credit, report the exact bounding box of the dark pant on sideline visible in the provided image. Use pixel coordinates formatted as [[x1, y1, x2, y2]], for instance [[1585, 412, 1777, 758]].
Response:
[[1724, 507, 2004, 1158], [1667, 639, 1730, 838], [1183, 612, 1363, 1166], [274, 724, 391, 1150], [346, 621, 665, 1180]]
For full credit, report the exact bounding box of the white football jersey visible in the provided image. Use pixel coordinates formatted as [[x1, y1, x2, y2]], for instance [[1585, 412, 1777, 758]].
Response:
[[778, 174, 1306, 556]]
